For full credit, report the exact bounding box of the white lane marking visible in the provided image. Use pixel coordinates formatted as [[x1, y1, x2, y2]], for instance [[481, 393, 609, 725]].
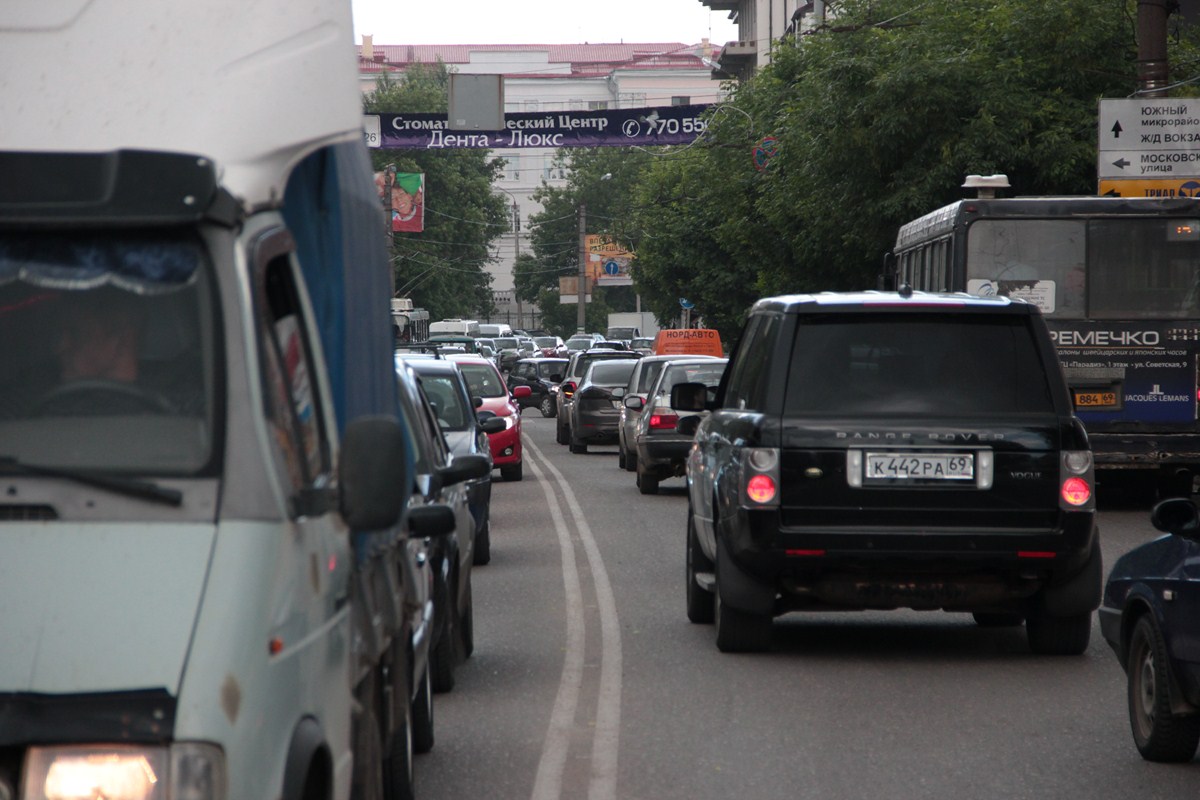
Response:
[[525, 438, 623, 800], [526, 449, 585, 800]]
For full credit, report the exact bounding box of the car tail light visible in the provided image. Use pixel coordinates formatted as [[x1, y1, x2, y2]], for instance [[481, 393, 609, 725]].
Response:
[[562, 381, 577, 398], [741, 447, 780, 508], [746, 474, 776, 503], [1061, 476, 1091, 506], [648, 408, 679, 429], [1059, 450, 1095, 510]]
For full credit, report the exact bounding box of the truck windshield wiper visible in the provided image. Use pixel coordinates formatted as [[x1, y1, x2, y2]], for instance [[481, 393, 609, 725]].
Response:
[[0, 456, 184, 507]]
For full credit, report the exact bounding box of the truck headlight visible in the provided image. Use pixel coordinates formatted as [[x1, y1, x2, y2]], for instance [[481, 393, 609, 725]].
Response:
[[23, 743, 225, 800]]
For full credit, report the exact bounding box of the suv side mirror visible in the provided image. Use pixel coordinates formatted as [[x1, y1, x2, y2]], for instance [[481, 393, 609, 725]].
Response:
[[623, 395, 644, 411], [339, 416, 408, 530], [612, 386, 626, 398], [671, 382, 709, 413]]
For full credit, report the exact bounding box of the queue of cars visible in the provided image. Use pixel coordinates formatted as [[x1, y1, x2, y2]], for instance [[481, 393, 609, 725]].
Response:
[[387, 343, 530, 794]]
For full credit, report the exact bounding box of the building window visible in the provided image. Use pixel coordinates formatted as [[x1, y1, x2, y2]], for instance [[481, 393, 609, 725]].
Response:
[[588, 100, 608, 111], [569, 99, 584, 111], [523, 99, 540, 112], [504, 156, 521, 182], [671, 96, 691, 106]]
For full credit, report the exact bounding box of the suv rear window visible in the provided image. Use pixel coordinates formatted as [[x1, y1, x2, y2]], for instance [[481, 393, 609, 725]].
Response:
[[783, 313, 1054, 416]]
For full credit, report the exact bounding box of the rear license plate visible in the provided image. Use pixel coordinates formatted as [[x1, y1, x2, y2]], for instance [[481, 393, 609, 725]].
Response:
[[865, 452, 974, 482], [1073, 389, 1119, 409]]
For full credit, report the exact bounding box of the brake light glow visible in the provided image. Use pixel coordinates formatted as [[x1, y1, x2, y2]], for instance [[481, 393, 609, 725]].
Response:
[[1018, 551, 1056, 559], [563, 381, 576, 398], [786, 549, 826, 557], [649, 410, 679, 429], [1061, 476, 1091, 506], [746, 474, 777, 503]]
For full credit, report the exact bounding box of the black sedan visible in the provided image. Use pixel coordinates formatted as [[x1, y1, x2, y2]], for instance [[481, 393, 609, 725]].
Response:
[[506, 356, 568, 417], [1100, 497, 1200, 762]]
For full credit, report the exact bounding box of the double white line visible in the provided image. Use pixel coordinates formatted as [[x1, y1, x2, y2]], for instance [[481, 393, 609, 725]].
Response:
[[524, 437, 623, 800]]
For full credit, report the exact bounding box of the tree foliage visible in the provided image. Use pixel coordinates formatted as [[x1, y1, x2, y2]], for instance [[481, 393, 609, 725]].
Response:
[[627, 0, 1171, 343], [362, 65, 509, 320]]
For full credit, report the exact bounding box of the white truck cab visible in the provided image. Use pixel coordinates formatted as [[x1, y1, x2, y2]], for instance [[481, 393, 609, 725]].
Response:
[[0, 3, 437, 799]]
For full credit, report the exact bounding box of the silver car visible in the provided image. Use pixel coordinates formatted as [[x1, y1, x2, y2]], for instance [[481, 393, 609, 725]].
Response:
[[627, 357, 727, 494], [618, 355, 719, 472]]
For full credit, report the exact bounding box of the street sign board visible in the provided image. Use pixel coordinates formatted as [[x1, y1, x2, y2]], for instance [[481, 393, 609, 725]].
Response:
[[1098, 178, 1200, 198], [1098, 98, 1200, 181]]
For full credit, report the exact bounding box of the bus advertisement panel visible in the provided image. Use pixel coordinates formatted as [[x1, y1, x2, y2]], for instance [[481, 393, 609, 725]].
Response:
[[890, 195, 1200, 496]]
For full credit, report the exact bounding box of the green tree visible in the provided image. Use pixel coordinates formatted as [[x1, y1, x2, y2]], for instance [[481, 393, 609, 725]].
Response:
[[629, 0, 1197, 343], [363, 65, 509, 321]]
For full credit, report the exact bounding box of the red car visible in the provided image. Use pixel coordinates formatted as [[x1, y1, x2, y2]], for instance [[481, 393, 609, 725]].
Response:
[[448, 354, 529, 481]]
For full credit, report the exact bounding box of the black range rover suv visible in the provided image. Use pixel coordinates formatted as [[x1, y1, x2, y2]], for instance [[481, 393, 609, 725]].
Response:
[[673, 290, 1101, 654]]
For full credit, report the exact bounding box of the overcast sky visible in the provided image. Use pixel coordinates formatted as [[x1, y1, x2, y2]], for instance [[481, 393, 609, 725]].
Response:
[[351, 0, 738, 46]]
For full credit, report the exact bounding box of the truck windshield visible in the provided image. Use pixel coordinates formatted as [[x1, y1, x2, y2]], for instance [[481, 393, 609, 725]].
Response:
[[0, 230, 218, 473]]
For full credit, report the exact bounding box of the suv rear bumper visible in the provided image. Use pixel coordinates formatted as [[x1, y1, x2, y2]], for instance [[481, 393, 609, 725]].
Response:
[[717, 507, 1099, 614]]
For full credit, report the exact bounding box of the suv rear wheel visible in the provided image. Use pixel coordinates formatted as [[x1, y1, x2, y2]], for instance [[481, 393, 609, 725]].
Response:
[[714, 558, 771, 653], [1026, 609, 1091, 655], [685, 513, 714, 624]]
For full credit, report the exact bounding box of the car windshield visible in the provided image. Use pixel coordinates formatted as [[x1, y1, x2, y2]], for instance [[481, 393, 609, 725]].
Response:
[[782, 314, 1054, 416], [587, 361, 637, 386], [535, 336, 557, 348], [0, 230, 217, 473], [631, 338, 653, 349], [416, 374, 468, 430], [494, 337, 519, 349], [457, 363, 507, 398], [566, 338, 591, 351], [659, 362, 727, 397]]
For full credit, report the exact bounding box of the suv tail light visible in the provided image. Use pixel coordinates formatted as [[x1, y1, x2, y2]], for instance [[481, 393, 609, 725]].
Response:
[[1059, 450, 1095, 509], [741, 447, 780, 508], [562, 381, 577, 398]]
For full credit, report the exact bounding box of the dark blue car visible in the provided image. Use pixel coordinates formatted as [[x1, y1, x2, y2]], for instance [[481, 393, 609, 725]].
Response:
[[1100, 497, 1200, 762]]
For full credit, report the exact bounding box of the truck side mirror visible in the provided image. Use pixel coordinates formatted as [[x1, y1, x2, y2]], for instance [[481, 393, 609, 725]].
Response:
[[339, 415, 409, 530]]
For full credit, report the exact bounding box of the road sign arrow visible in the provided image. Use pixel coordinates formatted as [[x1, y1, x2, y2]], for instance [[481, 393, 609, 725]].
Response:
[[1102, 188, 1120, 197], [1112, 157, 1131, 170], [1111, 120, 1123, 138]]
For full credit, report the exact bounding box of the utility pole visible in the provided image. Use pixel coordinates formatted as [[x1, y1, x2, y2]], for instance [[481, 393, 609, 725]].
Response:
[[577, 203, 587, 332], [511, 200, 522, 330], [1137, 0, 1175, 96]]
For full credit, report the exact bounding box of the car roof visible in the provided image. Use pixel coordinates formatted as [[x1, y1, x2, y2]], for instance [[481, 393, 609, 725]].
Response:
[[752, 290, 1030, 315]]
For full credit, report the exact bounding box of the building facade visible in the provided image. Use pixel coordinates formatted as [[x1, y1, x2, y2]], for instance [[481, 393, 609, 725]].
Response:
[[700, 0, 831, 79], [358, 40, 726, 326]]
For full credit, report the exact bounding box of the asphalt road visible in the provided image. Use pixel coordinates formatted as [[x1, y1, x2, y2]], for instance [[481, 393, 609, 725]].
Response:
[[415, 413, 1199, 800]]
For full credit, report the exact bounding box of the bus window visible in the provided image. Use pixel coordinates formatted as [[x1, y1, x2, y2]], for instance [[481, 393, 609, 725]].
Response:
[[1089, 218, 1200, 319], [966, 219, 1085, 317]]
